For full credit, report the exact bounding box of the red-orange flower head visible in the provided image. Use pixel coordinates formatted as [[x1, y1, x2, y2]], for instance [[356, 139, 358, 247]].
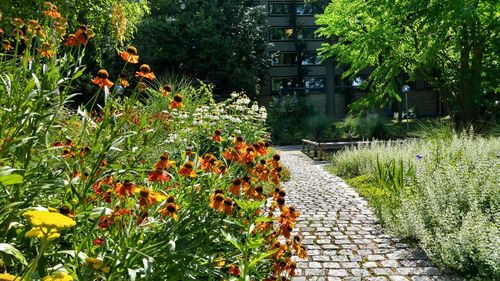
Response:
[[223, 197, 233, 214], [135, 64, 155, 80], [212, 129, 222, 142], [91, 69, 114, 89], [38, 42, 54, 58], [64, 34, 79, 47], [120, 46, 139, 64], [119, 72, 130, 88], [169, 93, 185, 109], [75, 25, 93, 45], [228, 178, 241, 196], [209, 189, 225, 212], [229, 264, 240, 276], [179, 161, 197, 177], [162, 84, 173, 96], [159, 196, 180, 221], [43, 2, 61, 19]]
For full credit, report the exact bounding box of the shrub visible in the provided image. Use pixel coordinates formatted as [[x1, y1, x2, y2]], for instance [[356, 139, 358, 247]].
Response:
[[267, 95, 314, 145], [330, 131, 500, 279]]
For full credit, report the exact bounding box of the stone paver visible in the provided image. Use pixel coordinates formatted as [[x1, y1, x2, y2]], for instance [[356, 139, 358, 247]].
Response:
[[277, 148, 461, 281]]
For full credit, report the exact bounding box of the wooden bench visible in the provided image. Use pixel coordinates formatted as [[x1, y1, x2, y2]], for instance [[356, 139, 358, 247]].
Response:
[[302, 139, 411, 160]]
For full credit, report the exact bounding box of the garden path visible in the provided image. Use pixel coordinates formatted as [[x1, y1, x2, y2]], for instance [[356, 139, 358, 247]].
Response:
[[277, 147, 462, 281]]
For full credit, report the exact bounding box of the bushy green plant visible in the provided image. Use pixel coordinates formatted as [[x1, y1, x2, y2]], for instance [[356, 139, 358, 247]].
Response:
[[329, 131, 500, 279], [267, 95, 314, 145], [337, 114, 392, 139]]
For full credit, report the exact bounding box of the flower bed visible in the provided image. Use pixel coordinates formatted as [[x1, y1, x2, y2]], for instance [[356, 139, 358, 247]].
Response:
[[0, 4, 305, 280]]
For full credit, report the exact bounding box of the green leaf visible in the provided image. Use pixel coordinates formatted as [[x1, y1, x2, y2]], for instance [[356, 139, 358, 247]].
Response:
[[247, 248, 279, 269], [0, 243, 28, 265], [0, 174, 23, 186], [221, 230, 243, 252]]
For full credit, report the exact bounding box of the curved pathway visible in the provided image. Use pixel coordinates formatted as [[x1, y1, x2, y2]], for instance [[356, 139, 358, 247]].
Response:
[[277, 147, 461, 281]]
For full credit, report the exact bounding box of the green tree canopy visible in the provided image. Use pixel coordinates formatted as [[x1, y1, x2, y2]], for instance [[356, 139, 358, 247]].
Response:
[[1, 0, 149, 62], [316, 0, 499, 124], [133, 0, 269, 97]]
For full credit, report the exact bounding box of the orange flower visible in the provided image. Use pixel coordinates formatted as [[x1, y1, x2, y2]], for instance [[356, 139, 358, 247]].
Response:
[[267, 154, 281, 169], [120, 46, 139, 64], [114, 180, 135, 197], [75, 25, 93, 45], [244, 147, 256, 164], [245, 185, 265, 201], [200, 153, 217, 172], [135, 64, 155, 80], [212, 129, 222, 142], [270, 241, 288, 259], [154, 152, 175, 170], [209, 189, 225, 212], [178, 161, 197, 177], [270, 167, 282, 185], [12, 18, 24, 28], [136, 187, 166, 207], [292, 236, 308, 259], [148, 168, 170, 183], [91, 69, 114, 89], [229, 264, 240, 276], [43, 2, 61, 19], [38, 42, 54, 58], [223, 197, 233, 214], [234, 136, 246, 151], [2, 40, 13, 51], [118, 73, 130, 88], [169, 94, 185, 109], [159, 196, 180, 221], [228, 178, 241, 196], [161, 84, 172, 96], [66, 34, 78, 47]]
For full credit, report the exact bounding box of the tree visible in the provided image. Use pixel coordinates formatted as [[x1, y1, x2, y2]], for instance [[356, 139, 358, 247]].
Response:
[[316, 0, 499, 124], [1, 0, 149, 62], [133, 0, 269, 97]]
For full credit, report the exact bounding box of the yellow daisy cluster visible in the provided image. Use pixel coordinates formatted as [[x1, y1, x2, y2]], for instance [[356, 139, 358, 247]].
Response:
[[24, 210, 76, 241], [41, 272, 73, 281], [0, 273, 20, 281], [82, 257, 110, 273]]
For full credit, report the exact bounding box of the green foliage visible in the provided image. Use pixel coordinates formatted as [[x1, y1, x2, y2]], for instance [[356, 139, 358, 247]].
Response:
[[336, 114, 393, 139], [0, 0, 149, 62], [266, 95, 315, 145], [133, 0, 269, 96], [330, 131, 500, 279], [316, 0, 500, 124]]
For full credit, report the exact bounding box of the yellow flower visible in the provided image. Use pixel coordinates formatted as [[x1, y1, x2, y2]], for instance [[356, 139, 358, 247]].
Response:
[[42, 272, 73, 281], [0, 273, 20, 281], [24, 210, 76, 229], [83, 257, 110, 273], [25, 226, 60, 240]]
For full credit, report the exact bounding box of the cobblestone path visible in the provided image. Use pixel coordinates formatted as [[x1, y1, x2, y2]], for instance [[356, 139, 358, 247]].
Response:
[[278, 147, 461, 281]]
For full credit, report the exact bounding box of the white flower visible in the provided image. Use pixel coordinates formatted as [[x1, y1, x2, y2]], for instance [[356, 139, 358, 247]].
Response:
[[259, 106, 267, 113], [251, 103, 259, 112], [234, 129, 241, 134], [230, 92, 238, 98]]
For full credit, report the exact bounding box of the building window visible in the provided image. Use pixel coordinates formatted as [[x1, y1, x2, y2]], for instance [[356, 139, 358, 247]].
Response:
[[269, 2, 321, 16], [270, 27, 319, 41], [270, 27, 295, 41], [271, 52, 297, 66], [271, 77, 298, 92], [301, 51, 322, 65], [303, 77, 325, 89], [297, 27, 319, 40], [271, 76, 325, 92]]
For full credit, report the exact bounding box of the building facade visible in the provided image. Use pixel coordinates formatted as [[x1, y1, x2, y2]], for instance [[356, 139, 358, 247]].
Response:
[[257, 0, 443, 118]]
